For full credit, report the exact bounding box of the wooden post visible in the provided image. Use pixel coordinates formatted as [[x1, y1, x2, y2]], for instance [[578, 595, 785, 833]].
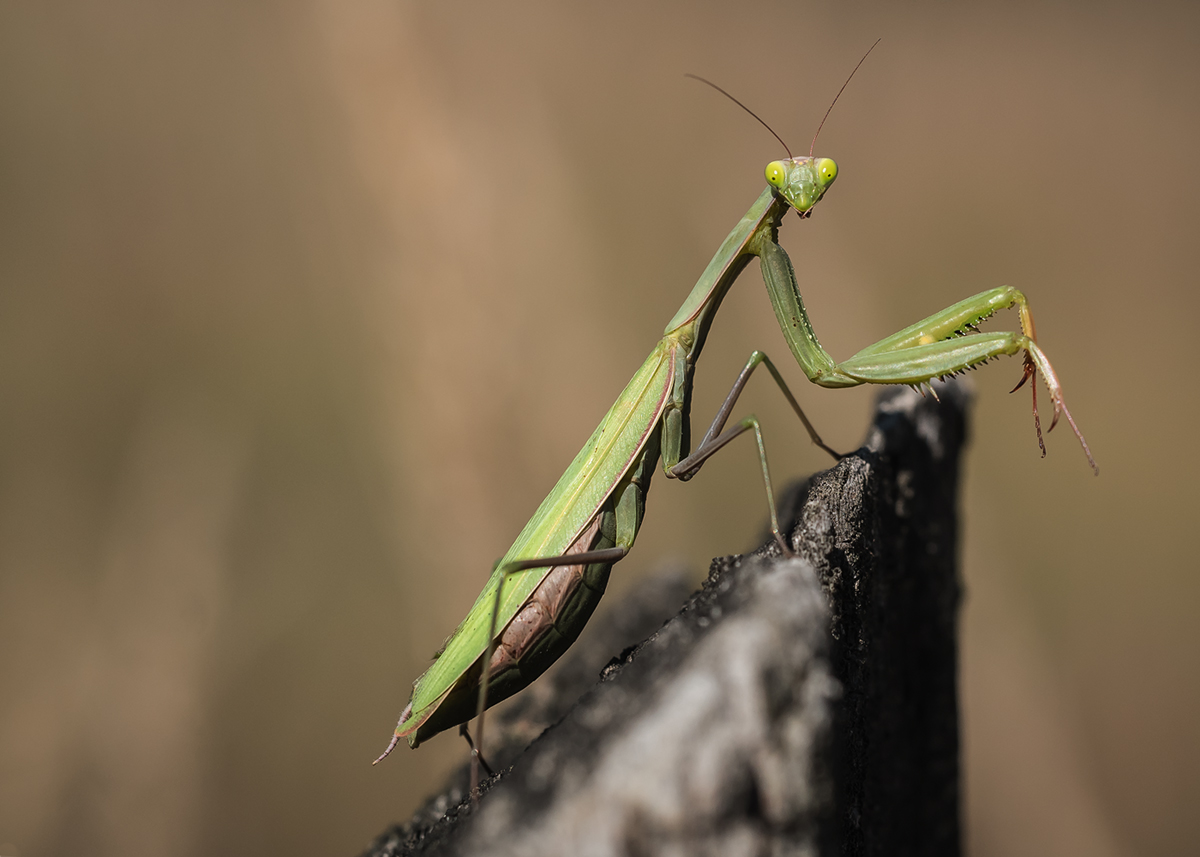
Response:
[[365, 381, 968, 857]]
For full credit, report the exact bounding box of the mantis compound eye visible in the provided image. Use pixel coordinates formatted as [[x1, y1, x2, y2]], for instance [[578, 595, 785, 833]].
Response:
[[815, 158, 838, 187], [765, 160, 788, 189]]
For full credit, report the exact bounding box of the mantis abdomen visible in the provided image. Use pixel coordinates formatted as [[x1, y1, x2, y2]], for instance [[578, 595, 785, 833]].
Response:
[[405, 428, 661, 747]]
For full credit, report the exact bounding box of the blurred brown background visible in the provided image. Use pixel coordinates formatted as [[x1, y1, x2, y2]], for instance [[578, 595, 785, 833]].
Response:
[[1, 2, 1197, 855]]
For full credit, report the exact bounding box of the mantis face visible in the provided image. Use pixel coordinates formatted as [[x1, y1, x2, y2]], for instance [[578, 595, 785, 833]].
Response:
[[765, 156, 838, 216]]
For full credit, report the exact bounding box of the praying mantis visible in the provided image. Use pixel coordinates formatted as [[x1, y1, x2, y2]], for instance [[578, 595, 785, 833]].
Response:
[[374, 57, 1097, 784]]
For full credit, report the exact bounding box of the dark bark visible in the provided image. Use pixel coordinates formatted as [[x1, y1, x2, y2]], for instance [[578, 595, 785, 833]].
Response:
[[363, 381, 968, 857]]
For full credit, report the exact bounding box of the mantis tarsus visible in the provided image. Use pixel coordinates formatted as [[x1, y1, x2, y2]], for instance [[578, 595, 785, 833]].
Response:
[[374, 60, 1097, 790]]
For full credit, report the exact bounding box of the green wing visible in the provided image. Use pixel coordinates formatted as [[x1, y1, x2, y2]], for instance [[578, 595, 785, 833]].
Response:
[[399, 339, 677, 734]]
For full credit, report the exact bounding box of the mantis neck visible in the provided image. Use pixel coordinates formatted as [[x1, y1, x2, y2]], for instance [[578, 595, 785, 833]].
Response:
[[662, 188, 787, 358]]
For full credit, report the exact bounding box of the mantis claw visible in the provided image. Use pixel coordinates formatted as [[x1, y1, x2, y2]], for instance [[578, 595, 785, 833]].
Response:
[[1059, 401, 1099, 476], [1032, 375, 1046, 455], [1032, 387, 1046, 458], [1015, 344, 1097, 473], [771, 530, 796, 559], [1010, 354, 1046, 457]]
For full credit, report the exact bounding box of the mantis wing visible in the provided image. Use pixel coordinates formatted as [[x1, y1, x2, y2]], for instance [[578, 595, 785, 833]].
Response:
[[397, 339, 678, 740]]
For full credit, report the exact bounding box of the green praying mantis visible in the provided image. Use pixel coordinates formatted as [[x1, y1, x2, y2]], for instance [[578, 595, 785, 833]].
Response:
[[374, 56, 1097, 785]]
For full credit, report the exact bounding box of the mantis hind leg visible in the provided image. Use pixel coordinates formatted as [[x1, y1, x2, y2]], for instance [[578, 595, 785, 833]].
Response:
[[832, 288, 1097, 475], [468, 438, 656, 797], [468, 543, 627, 797], [459, 723, 494, 777]]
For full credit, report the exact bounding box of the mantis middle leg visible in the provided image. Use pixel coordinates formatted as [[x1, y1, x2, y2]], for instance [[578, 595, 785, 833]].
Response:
[[663, 350, 842, 555]]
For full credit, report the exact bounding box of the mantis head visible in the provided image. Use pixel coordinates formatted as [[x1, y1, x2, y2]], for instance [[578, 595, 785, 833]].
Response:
[[765, 157, 837, 216], [688, 39, 871, 219]]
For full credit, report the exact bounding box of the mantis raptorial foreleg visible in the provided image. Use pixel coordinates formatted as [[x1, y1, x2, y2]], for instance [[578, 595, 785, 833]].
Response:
[[757, 242, 1098, 473]]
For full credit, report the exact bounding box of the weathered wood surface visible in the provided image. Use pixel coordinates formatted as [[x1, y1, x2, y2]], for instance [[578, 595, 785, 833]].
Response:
[[363, 381, 968, 857]]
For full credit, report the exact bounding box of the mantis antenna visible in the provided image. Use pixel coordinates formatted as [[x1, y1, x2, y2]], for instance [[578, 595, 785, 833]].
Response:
[[810, 38, 882, 157], [684, 73, 793, 159], [686, 39, 881, 161]]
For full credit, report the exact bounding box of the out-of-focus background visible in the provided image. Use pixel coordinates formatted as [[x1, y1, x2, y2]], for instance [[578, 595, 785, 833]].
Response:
[[1, 2, 1197, 855]]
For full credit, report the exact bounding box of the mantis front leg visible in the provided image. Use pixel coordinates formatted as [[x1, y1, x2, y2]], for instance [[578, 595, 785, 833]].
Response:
[[756, 240, 1097, 474]]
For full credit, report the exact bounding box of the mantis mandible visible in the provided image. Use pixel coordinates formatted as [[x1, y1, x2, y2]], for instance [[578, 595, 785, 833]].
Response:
[[375, 55, 1097, 785]]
